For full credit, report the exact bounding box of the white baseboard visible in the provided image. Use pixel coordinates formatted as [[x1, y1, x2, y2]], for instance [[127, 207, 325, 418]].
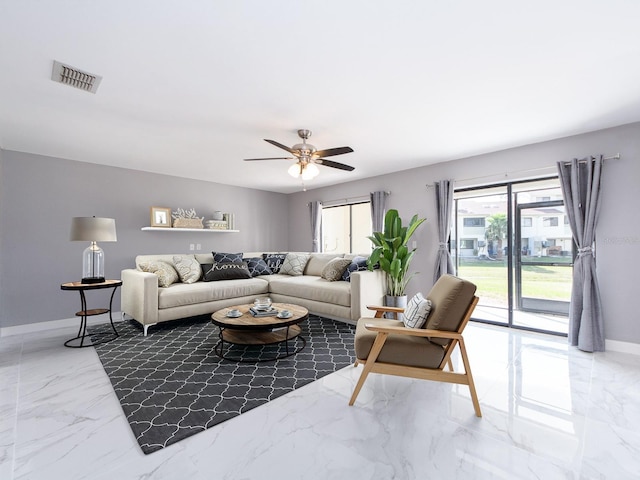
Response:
[[605, 339, 640, 355], [0, 312, 122, 337]]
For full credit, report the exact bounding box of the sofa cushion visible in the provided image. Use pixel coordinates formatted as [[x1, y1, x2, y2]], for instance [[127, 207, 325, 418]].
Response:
[[341, 256, 369, 282], [244, 257, 273, 277], [425, 275, 477, 346], [280, 253, 310, 276], [355, 318, 445, 368], [202, 262, 251, 281], [172, 255, 202, 284], [158, 278, 269, 309], [262, 253, 287, 273], [212, 252, 243, 263], [321, 258, 352, 281], [139, 261, 179, 287], [304, 254, 344, 276], [267, 275, 351, 307]]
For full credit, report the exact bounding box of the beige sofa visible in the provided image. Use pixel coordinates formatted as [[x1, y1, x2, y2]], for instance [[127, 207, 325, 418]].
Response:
[[121, 252, 386, 335]]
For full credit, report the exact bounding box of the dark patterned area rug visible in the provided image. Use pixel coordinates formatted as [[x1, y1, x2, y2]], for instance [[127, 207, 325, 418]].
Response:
[[90, 315, 355, 454]]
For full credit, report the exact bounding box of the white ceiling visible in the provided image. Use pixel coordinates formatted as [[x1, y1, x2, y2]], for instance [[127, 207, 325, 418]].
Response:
[[1, 1, 640, 194]]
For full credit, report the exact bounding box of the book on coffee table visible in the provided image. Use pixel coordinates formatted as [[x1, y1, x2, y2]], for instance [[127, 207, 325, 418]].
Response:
[[249, 307, 278, 317]]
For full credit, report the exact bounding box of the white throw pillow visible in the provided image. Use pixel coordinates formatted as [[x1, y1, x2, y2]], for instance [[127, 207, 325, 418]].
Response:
[[139, 261, 179, 287], [403, 292, 432, 328], [279, 253, 310, 276], [172, 255, 202, 284]]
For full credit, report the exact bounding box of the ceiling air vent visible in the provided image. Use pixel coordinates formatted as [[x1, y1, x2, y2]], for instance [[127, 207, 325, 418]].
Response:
[[51, 61, 102, 94]]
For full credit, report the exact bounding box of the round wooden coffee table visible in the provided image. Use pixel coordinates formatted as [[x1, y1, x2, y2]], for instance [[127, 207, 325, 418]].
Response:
[[211, 303, 308, 362]]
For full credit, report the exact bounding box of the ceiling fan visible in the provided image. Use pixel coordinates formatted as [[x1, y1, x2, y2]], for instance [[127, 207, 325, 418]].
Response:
[[244, 129, 355, 181]]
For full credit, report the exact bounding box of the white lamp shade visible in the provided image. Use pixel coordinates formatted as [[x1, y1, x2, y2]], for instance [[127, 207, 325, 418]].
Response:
[[301, 162, 319, 180], [70, 217, 117, 242], [288, 163, 301, 178]]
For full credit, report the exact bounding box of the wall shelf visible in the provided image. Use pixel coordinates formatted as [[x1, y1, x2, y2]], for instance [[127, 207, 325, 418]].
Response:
[[141, 227, 239, 233]]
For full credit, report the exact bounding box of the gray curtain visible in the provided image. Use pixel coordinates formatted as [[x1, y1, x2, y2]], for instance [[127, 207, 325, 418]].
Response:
[[310, 200, 322, 252], [434, 180, 455, 282], [557, 156, 604, 352], [370, 191, 387, 233]]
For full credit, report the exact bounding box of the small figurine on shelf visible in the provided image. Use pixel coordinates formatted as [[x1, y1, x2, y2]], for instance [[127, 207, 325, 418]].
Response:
[[172, 208, 204, 229]]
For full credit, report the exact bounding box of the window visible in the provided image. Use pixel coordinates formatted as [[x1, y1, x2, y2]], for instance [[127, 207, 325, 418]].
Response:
[[322, 202, 372, 253], [543, 217, 559, 227], [460, 239, 475, 249], [522, 217, 532, 227], [463, 217, 485, 227]]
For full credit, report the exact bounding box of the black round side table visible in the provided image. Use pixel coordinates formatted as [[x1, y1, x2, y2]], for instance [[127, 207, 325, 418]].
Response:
[[60, 279, 122, 348]]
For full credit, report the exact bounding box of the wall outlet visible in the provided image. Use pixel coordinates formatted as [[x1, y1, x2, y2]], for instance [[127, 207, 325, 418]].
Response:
[[189, 243, 195, 251], [412, 240, 417, 249], [196, 243, 201, 250]]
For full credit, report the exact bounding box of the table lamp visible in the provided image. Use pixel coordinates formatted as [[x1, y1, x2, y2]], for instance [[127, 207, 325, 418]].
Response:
[[70, 217, 117, 284]]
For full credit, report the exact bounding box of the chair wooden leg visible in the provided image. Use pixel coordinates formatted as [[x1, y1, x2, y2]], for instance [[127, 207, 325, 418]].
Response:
[[349, 332, 388, 406], [458, 337, 482, 417], [447, 358, 454, 371]]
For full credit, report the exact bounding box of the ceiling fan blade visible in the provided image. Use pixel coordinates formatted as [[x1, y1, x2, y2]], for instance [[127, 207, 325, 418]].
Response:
[[244, 157, 293, 161], [316, 158, 355, 171], [313, 146, 354, 158], [264, 139, 296, 154]]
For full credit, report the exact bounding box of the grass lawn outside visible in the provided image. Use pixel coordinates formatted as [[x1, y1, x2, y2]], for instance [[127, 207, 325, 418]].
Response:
[[457, 257, 573, 308]]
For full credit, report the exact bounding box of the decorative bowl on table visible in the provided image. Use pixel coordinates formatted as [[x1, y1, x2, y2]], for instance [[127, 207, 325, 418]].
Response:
[[253, 297, 272, 311]]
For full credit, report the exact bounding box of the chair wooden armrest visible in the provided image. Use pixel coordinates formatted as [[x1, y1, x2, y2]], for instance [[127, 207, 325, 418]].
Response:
[[366, 305, 405, 318], [364, 323, 462, 340]]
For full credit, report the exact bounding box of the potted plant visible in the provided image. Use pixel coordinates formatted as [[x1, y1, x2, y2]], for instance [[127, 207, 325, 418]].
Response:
[[367, 209, 426, 312]]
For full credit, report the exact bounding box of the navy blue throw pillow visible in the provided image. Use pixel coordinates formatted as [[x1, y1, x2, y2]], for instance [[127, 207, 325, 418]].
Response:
[[262, 253, 287, 274], [244, 257, 273, 277], [341, 256, 370, 282], [212, 252, 243, 263]]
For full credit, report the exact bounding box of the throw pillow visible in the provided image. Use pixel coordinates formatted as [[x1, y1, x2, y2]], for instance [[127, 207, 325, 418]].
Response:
[[262, 253, 287, 273], [172, 255, 202, 284], [403, 292, 433, 329], [212, 252, 243, 263], [279, 253, 310, 276], [201, 262, 251, 282], [341, 256, 369, 282], [321, 257, 353, 282], [244, 257, 273, 277], [139, 261, 179, 287]]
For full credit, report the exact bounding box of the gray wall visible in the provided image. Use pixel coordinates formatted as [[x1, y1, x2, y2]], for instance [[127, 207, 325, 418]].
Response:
[[287, 122, 640, 345], [0, 151, 289, 328]]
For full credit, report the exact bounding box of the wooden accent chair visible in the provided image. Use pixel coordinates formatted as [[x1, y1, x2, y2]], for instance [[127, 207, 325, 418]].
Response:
[[348, 274, 482, 417]]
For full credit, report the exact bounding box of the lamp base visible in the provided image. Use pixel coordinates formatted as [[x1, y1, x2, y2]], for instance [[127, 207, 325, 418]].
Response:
[[81, 276, 105, 284]]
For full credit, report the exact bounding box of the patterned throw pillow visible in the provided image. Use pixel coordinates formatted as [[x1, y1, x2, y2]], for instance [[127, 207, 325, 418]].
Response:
[[212, 252, 243, 263], [138, 261, 179, 287], [341, 256, 369, 282], [201, 262, 251, 281], [172, 255, 202, 284], [244, 257, 273, 277], [279, 253, 310, 276], [403, 292, 433, 329], [262, 253, 287, 273], [321, 258, 353, 282]]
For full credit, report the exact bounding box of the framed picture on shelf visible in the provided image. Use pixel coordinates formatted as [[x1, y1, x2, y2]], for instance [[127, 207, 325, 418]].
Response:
[[150, 207, 171, 227]]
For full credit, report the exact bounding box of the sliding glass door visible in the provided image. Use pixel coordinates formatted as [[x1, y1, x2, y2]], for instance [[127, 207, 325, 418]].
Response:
[[453, 178, 571, 335]]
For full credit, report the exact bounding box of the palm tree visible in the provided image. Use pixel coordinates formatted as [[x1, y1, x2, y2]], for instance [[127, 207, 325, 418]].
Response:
[[485, 213, 508, 259]]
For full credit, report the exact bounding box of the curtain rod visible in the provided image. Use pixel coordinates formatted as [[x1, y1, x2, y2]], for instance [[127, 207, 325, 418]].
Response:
[[431, 153, 621, 186], [561, 153, 620, 166], [307, 191, 390, 207]]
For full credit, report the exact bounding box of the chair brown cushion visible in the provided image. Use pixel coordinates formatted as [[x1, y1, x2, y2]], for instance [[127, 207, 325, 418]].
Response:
[[355, 318, 446, 369], [425, 274, 477, 346]]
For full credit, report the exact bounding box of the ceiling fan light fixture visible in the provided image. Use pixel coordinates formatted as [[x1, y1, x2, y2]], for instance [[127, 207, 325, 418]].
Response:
[[288, 163, 302, 178], [301, 162, 319, 180]]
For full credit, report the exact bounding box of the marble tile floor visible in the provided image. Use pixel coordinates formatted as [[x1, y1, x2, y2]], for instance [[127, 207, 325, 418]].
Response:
[[1, 320, 639, 480]]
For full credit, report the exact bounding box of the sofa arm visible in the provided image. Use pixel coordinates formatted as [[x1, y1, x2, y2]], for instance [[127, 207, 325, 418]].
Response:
[[349, 270, 386, 321], [121, 268, 159, 326]]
